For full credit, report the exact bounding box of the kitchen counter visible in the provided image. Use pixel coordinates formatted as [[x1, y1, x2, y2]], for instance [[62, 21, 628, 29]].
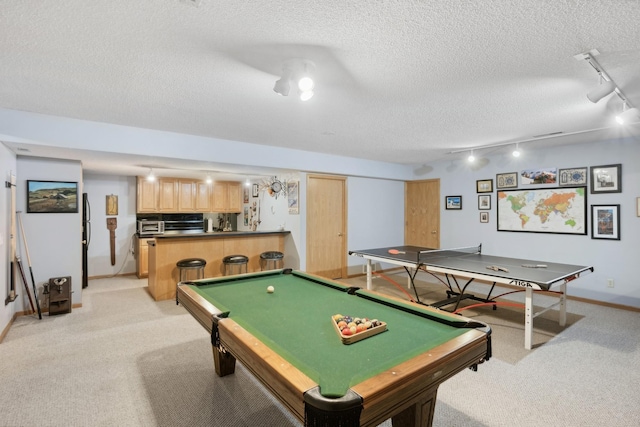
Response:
[[153, 230, 290, 238], [147, 230, 288, 301]]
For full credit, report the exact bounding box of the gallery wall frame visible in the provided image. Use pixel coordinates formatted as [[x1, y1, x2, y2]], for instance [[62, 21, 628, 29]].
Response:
[[478, 195, 491, 210], [476, 179, 493, 193], [480, 212, 489, 223], [590, 164, 622, 194], [27, 180, 79, 213], [591, 204, 620, 240], [496, 172, 517, 189], [445, 195, 462, 210], [496, 186, 587, 235], [558, 167, 588, 186], [520, 167, 557, 185]]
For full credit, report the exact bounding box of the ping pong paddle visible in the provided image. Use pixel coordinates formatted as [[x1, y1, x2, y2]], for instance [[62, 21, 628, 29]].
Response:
[[388, 249, 406, 255]]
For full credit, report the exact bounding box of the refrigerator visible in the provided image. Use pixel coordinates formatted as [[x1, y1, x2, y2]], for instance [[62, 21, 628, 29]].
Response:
[[82, 193, 91, 288]]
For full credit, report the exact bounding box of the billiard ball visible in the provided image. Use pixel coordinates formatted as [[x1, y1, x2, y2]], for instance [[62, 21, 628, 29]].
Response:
[[267, 286, 275, 293]]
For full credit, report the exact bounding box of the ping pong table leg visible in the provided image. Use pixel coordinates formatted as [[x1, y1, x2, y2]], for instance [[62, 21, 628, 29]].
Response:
[[366, 259, 373, 290], [558, 282, 567, 327], [524, 287, 533, 350]]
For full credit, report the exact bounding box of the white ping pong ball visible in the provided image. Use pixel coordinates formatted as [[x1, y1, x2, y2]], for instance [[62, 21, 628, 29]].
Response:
[[267, 286, 275, 293]]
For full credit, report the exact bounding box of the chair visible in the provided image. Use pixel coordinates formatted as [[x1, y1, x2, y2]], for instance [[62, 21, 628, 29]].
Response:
[[176, 258, 206, 305], [260, 251, 284, 271]]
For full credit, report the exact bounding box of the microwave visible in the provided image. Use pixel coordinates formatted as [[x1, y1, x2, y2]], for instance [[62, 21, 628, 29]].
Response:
[[137, 220, 165, 236]]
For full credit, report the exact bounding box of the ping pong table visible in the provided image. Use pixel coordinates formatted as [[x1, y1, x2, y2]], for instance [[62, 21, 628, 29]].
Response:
[[348, 244, 593, 349]]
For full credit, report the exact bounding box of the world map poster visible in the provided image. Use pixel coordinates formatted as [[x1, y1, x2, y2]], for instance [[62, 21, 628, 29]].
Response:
[[497, 187, 587, 235]]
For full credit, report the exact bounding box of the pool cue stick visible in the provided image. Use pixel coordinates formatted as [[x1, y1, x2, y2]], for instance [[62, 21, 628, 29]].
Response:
[[17, 212, 42, 319], [16, 256, 36, 314]]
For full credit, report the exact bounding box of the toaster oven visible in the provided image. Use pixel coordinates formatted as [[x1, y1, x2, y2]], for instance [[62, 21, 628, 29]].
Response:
[[137, 220, 165, 236]]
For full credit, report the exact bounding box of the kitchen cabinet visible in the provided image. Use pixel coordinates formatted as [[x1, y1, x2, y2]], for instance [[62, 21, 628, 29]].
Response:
[[212, 181, 243, 213], [137, 177, 159, 213], [134, 235, 155, 278], [137, 177, 214, 213], [157, 178, 178, 212]]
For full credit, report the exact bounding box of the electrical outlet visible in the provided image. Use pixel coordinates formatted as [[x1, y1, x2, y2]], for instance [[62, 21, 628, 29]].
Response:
[[607, 279, 614, 288]]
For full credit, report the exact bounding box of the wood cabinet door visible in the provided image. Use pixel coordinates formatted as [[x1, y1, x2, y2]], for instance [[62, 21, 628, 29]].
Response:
[[177, 180, 196, 211], [158, 179, 178, 212], [211, 182, 226, 212], [227, 182, 243, 213], [194, 181, 212, 212], [137, 177, 158, 213]]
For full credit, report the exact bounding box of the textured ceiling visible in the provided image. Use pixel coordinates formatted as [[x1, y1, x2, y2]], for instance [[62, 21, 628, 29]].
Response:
[[1, 0, 640, 176]]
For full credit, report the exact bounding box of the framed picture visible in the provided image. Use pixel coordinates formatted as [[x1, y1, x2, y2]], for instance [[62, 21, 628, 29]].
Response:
[[478, 195, 491, 210], [496, 172, 518, 189], [27, 180, 79, 213], [252, 183, 259, 198], [497, 186, 587, 235], [558, 167, 588, 186], [520, 167, 557, 185], [243, 186, 249, 204], [445, 195, 462, 210], [287, 180, 299, 214], [476, 179, 493, 193], [590, 164, 622, 194], [480, 212, 489, 223], [106, 194, 118, 215], [591, 205, 620, 240]]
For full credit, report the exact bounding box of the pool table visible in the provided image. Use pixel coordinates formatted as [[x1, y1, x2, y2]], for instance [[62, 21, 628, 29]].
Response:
[[177, 269, 491, 427]]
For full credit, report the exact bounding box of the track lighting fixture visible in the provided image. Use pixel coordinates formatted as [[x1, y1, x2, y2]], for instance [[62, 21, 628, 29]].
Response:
[[587, 76, 615, 103], [273, 59, 315, 101], [206, 175, 213, 184], [146, 168, 155, 182], [512, 144, 521, 157], [615, 106, 640, 125]]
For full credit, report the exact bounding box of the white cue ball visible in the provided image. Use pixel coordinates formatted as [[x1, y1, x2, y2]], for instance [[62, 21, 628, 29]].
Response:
[[267, 285, 275, 293]]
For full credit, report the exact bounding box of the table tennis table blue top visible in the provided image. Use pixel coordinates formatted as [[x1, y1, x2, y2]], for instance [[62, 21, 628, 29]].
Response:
[[348, 245, 593, 289]]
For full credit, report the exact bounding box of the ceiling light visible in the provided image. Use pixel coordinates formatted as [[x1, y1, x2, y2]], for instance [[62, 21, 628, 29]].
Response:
[[512, 144, 521, 157], [467, 151, 475, 162], [245, 178, 251, 187], [587, 77, 616, 103], [300, 90, 314, 101], [273, 59, 316, 101], [206, 175, 213, 184], [146, 168, 155, 182], [273, 68, 292, 96], [615, 106, 640, 125]]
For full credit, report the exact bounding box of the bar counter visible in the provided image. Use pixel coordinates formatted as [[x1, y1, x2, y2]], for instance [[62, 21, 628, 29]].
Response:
[[147, 230, 289, 301]]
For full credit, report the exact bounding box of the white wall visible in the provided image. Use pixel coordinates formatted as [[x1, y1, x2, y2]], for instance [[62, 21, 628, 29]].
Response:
[[420, 137, 640, 308], [15, 157, 83, 312], [83, 174, 137, 277]]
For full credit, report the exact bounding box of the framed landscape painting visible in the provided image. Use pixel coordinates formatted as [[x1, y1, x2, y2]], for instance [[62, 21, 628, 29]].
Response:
[[27, 180, 78, 213], [497, 186, 587, 235]]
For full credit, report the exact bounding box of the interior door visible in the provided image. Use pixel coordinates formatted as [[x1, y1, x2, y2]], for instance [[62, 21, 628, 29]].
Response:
[[306, 174, 347, 279], [405, 179, 440, 248]]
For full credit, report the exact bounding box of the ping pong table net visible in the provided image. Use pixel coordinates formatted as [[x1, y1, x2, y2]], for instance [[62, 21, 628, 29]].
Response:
[[416, 244, 482, 263]]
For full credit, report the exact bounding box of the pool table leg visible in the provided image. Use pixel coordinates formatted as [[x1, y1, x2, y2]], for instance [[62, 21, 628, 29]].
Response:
[[390, 388, 437, 427], [212, 345, 237, 377]]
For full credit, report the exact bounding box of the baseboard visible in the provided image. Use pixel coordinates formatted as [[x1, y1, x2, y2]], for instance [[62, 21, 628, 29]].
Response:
[[0, 312, 18, 344]]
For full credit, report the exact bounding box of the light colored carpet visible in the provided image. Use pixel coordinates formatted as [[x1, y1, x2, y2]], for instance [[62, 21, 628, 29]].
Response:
[[1, 274, 638, 427]]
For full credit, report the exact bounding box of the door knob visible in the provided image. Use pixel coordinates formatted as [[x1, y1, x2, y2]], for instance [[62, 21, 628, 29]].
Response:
[[431, 230, 437, 234], [338, 233, 343, 237]]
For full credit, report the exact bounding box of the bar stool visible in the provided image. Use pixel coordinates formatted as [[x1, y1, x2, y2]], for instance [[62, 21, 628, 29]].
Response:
[[223, 255, 249, 276], [176, 258, 206, 305], [260, 251, 284, 271]]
